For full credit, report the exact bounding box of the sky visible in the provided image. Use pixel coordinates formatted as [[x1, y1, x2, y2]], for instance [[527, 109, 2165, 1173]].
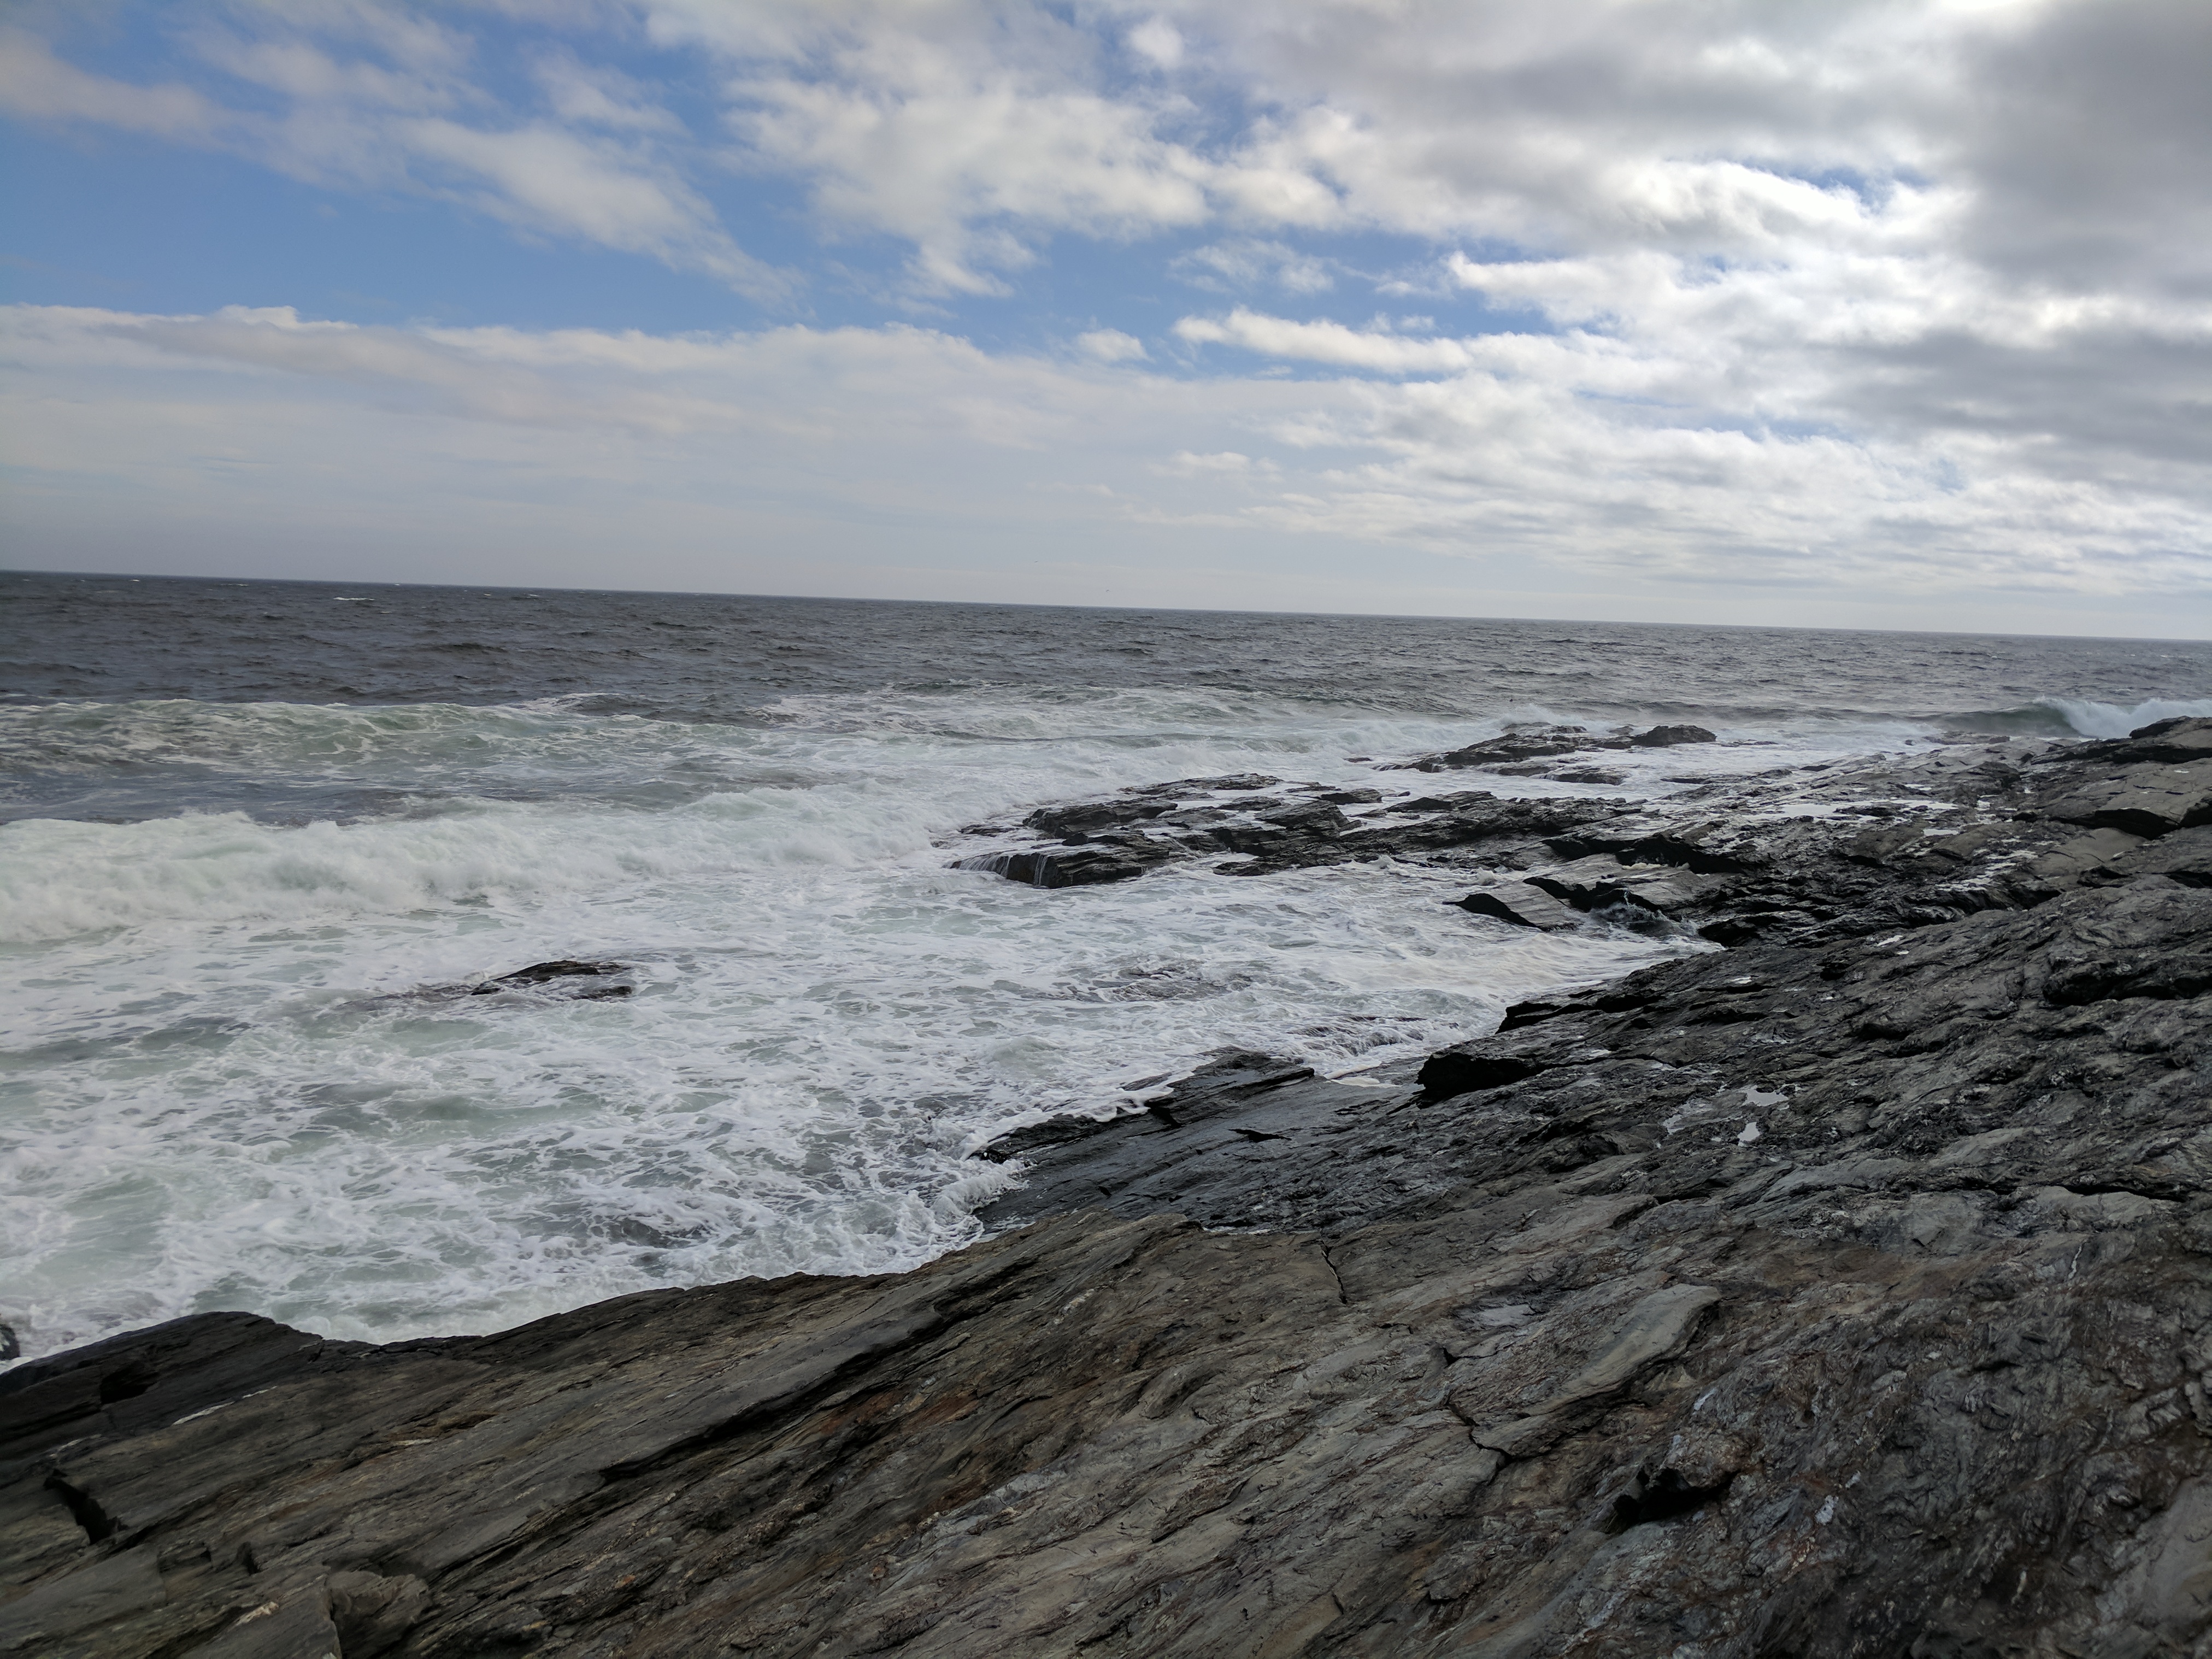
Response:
[[3, 1, 2209, 636]]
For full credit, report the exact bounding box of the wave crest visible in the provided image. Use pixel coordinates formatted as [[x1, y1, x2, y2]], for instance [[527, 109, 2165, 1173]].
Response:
[[1941, 696, 2212, 740]]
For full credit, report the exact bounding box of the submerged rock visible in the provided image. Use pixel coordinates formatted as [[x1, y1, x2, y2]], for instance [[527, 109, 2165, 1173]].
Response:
[[955, 843, 1168, 887], [1523, 854, 1721, 922], [470, 958, 633, 996], [1451, 882, 1581, 931], [1626, 722, 1717, 747], [1420, 724, 1620, 769], [1395, 722, 1715, 772]]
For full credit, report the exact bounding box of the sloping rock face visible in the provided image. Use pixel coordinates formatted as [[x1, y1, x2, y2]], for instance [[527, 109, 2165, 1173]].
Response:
[[5, 725, 2210, 1659]]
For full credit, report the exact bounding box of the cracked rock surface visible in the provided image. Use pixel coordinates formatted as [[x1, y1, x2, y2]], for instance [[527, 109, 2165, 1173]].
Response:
[[4, 722, 2209, 1658]]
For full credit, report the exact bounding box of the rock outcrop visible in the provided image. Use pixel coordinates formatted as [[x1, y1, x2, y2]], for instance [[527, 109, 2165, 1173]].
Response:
[[5, 722, 2209, 1659], [471, 960, 634, 998]]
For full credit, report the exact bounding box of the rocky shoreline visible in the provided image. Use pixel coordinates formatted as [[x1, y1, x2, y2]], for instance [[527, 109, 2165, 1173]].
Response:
[[4, 720, 2209, 1658]]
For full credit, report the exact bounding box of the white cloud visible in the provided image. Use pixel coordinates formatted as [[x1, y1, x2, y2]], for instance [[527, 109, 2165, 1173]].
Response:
[[1127, 19, 1185, 69], [727, 47, 1216, 294], [396, 118, 781, 293], [1176, 309, 1481, 374], [1162, 449, 1262, 475], [14, 3, 2204, 319], [7, 304, 2206, 626], [1, 4, 786, 297], [0, 28, 223, 139], [4, 2, 2209, 625], [1172, 238, 1336, 295], [533, 54, 684, 133], [1077, 328, 1149, 363]]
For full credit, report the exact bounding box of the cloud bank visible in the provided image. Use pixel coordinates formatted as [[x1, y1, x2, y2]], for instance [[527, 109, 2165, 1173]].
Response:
[[2, 1, 2208, 630]]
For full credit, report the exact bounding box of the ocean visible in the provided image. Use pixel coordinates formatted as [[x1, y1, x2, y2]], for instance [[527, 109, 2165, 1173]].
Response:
[[4, 570, 2209, 1363]]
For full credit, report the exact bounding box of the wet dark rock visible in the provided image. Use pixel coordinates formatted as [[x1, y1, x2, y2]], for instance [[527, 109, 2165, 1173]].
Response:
[[1020, 797, 1176, 839], [470, 959, 633, 997], [1523, 855, 1722, 922], [2040, 757, 2212, 836], [973, 1051, 1340, 1231], [956, 842, 1168, 887], [1397, 723, 1715, 773], [954, 775, 1631, 889], [947, 734, 2212, 975], [9, 725, 2210, 1658], [2093, 823, 2212, 888], [1627, 723, 1717, 746], [1402, 723, 1626, 772], [1172, 772, 1282, 792], [1015, 775, 1286, 843], [2098, 714, 2212, 766], [0, 1311, 362, 1464], [1451, 883, 1580, 930]]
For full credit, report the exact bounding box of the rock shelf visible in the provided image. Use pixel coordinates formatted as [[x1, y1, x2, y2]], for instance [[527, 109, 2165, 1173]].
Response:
[[3, 721, 2208, 1658]]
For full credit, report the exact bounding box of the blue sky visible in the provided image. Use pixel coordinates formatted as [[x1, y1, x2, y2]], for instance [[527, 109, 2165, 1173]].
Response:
[[4, 1, 2210, 634]]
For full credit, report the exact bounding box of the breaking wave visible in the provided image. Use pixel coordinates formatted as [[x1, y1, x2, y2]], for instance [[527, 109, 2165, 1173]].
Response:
[[1938, 696, 2212, 740]]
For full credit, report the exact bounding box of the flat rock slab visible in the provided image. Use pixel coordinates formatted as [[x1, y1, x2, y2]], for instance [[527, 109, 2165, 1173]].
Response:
[[955, 843, 1166, 886], [2042, 757, 2212, 836], [2099, 822, 2212, 887], [974, 1052, 1415, 1234], [1524, 855, 1722, 919], [1451, 882, 1581, 930], [2098, 714, 2212, 766]]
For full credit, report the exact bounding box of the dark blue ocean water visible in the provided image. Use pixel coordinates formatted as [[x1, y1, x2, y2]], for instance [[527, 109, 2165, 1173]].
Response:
[[7, 570, 2209, 825]]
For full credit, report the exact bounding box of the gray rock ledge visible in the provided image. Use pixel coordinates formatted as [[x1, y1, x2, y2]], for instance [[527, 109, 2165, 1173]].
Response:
[[3, 722, 2209, 1658]]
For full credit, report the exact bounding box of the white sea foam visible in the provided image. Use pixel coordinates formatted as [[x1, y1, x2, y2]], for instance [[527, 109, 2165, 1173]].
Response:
[[2039, 696, 2212, 739], [0, 687, 1979, 1361]]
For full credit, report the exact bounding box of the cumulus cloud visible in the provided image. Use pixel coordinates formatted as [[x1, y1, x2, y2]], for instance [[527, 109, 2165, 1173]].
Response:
[[720, 39, 1217, 293], [0, 3, 787, 297], [1127, 19, 1185, 70], [8, 303, 2206, 622], [1176, 310, 1483, 374], [0, 28, 223, 139], [11, 3, 2207, 305], [3, 1, 2209, 620], [1172, 238, 1337, 295], [1076, 328, 1149, 363]]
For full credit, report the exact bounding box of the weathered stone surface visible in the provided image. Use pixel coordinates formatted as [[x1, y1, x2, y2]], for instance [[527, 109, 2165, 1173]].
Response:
[[2042, 757, 2212, 836], [1395, 722, 1721, 773], [1523, 855, 1721, 922], [1626, 723, 1716, 747], [8, 724, 2210, 1659], [1410, 723, 1623, 771], [2099, 714, 2212, 766], [471, 959, 633, 997], [2097, 823, 2212, 888], [1452, 883, 1581, 930], [955, 841, 1169, 886]]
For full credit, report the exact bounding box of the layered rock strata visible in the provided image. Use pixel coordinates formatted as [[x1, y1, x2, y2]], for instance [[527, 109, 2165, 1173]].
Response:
[[4, 721, 2209, 1658]]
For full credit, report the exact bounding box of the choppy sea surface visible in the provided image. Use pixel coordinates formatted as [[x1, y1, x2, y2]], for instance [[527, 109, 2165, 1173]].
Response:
[[5, 571, 2209, 1363]]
